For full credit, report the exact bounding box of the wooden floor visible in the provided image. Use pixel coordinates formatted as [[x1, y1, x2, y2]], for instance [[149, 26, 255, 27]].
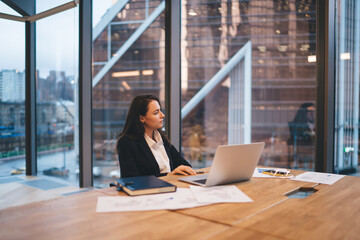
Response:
[[0, 174, 92, 210]]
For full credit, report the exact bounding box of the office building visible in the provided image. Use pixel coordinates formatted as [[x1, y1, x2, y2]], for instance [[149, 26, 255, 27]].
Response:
[[0, 0, 359, 211], [0, 69, 25, 102]]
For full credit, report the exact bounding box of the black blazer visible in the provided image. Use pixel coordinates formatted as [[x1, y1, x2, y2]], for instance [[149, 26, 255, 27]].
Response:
[[117, 135, 191, 178]]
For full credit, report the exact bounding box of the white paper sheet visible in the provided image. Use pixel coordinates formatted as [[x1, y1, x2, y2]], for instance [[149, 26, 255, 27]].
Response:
[[291, 172, 345, 185], [189, 185, 253, 203], [96, 188, 211, 212]]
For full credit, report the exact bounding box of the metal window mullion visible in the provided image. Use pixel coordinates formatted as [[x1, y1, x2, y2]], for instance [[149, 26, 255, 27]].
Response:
[[79, 0, 93, 187], [315, 0, 335, 173], [25, 19, 37, 176], [352, 0, 360, 169], [165, 0, 181, 150], [244, 45, 252, 143], [339, 0, 346, 168]]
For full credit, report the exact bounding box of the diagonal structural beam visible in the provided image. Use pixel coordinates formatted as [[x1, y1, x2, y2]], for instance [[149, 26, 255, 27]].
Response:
[[0, 0, 78, 22], [92, 0, 129, 41], [92, 1, 165, 87], [181, 41, 252, 119], [181, 41, 252, 144], [0, 12, 26, 22]]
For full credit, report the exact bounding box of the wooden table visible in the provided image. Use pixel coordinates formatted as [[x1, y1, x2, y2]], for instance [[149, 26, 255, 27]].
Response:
[[1, 168, 359, 240]]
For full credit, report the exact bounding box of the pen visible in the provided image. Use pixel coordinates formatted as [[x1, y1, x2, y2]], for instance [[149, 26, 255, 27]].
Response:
[[262, 169, 290, 176]]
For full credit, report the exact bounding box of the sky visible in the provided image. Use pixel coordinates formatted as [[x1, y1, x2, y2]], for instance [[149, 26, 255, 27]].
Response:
[[0, 0, 113, 78]]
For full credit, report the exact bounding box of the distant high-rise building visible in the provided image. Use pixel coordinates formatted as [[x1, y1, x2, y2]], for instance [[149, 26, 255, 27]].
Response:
[[37, 70, 74, 102], [0, 69, 25, 102]]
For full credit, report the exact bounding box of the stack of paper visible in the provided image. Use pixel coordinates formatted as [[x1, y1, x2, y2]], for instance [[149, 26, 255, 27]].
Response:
[[291, 172, 344, 185], [96, 185, 252, 213], [189, 185, 252, 203]]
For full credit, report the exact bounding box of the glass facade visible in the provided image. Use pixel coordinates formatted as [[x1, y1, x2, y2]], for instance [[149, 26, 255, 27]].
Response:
[[0, 3, 26, 177], [92, 0, 166, 187], [1, 0, 359, 186], [334, 0, 360, 174], [36, 0, 79, 184], [181, 0, 317, 170]]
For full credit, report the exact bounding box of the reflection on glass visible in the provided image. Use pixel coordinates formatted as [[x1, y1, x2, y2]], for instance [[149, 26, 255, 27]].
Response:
[[287, 103, 315, 169], [334, 0, 359, 175], [36, 1, 78, 184], [92, 0, 165, 187], [0, 13, 25, 177], [181, 0, 317, 170]]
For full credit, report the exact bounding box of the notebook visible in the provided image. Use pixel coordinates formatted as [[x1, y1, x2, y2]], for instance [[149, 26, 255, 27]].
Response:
[[178, 142, 265, 187], [116, 175, 176, 196]]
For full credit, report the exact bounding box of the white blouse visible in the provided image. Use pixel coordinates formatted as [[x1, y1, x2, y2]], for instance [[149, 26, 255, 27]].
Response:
[[144, 130, 171, 173]]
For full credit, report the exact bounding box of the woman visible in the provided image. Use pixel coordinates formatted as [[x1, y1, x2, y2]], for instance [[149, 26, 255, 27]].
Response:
[[116, 95, 197, 178]]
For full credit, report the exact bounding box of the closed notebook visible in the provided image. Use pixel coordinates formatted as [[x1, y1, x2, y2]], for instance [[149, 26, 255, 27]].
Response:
[[116, 175, 177, 196]]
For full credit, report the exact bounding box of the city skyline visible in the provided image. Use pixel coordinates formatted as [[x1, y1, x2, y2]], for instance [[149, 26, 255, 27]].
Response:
[[0, 0, 113, 78], [0, 68, 75, 103]]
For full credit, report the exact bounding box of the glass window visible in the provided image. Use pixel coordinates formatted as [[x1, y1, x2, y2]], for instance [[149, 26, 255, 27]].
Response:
[[181, 0, 317, 171], [36, 0, 79, 184], [92, 0, 166, 187], [0, 3, 26, 177], [36, 0, 68, 13], [334, 0, 359, 175]]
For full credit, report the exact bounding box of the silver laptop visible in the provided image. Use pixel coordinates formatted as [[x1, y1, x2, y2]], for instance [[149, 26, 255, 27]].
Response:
[[179, 142, 265, 187]]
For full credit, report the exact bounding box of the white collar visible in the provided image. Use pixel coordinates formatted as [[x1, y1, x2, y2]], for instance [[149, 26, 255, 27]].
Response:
[[144, 130, 163, 148]]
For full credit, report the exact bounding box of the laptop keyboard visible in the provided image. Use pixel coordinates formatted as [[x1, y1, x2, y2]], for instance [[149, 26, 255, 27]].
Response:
[[194, 179, 207, 184]]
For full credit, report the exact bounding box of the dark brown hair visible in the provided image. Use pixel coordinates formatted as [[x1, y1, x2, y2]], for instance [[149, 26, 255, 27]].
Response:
[[116, 95, 168, 152]]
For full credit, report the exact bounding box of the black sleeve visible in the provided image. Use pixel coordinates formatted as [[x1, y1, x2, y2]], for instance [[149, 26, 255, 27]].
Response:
[[169, 143, 192, 169], [117, 138, 141, 178]]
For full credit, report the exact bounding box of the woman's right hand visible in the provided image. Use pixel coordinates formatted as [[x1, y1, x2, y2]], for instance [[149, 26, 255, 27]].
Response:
[[169, 165, 197, 176]]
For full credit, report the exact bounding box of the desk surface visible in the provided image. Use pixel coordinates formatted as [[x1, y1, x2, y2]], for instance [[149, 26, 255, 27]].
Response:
[[0, 188, 228, 240], [235, 175, 360, 239], [1, 168, 359, 240]]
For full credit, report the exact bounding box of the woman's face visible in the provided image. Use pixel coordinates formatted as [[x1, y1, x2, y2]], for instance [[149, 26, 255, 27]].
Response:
[[140, 100, 165, 132]]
